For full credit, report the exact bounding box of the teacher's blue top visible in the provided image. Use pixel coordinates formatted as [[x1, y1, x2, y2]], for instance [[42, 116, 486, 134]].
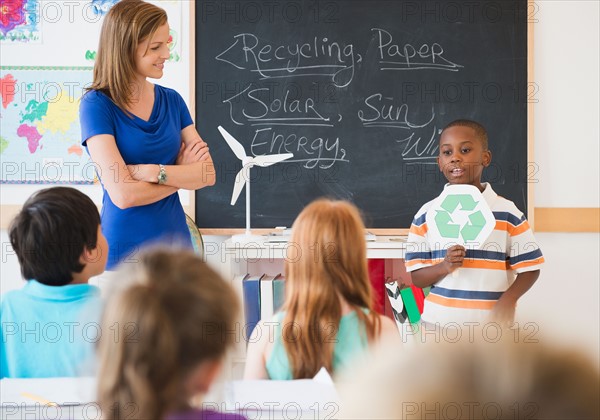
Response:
[[80, 85, 193, 269]]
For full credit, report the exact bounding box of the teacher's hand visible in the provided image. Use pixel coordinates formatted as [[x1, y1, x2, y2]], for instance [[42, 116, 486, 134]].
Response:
[[177, 139, 210, 165]]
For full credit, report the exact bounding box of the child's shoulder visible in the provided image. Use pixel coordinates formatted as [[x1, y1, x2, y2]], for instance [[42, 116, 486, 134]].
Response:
[[489, 191, 526, 219], [0, 287, 27, 305], [412, 197, 438, 220]]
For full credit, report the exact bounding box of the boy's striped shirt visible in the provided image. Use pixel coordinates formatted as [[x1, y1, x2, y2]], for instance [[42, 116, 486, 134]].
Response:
[[405, 183, 544, 325]]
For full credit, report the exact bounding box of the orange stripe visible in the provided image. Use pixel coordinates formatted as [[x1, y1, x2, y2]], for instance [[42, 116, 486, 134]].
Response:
[[495, 220, 509, 232], [511, 258, 545, 270], [462, 259, 509, 270], [405, 259, 432, 267], [495, 220, 531, 236], [410, 223, 428, 236], [510, 220, 530, 236], [406, 259, 509, 270], [427, 293, 497, 310]]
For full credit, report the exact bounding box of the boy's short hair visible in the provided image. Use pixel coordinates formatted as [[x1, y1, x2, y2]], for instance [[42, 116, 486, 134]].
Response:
[[9, 187, 100, 286], [443, 119, 489, 150]]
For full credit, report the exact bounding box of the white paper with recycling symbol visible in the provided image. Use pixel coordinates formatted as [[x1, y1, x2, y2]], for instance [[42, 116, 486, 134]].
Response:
[[425, 184, 495, 251]]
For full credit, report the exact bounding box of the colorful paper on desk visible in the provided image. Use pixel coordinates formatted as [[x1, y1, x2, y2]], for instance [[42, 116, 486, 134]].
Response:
[[225, 368, 338, 412], [0, 377, 96, 406]]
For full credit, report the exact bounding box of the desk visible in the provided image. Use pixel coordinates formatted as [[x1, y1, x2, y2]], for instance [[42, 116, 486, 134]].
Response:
[[0, 377, 339, 420], [217, 236, 408, 379], [0, 377, 95, 420]]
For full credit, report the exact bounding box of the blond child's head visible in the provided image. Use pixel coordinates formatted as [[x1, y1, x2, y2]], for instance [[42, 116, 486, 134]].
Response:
[[282, 199, 380, 378], [339, 335, 600, 419], [97, 248, 239, 420]]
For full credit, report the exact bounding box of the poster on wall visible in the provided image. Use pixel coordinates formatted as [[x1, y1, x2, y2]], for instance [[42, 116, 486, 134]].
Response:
[[0, 66, 94, 184], [83, 0, 183, 63], [0, 0, 41, 42]]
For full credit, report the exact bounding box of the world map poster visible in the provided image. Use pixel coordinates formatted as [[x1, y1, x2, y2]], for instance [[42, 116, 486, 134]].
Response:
[[0, 66, 94, 184]]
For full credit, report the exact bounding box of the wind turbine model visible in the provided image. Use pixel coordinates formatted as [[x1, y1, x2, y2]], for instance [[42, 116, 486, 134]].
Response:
[[218, 126, 293, 243]]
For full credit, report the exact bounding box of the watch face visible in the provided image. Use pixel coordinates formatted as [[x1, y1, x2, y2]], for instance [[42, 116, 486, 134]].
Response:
[[158, 165, 167, 184]]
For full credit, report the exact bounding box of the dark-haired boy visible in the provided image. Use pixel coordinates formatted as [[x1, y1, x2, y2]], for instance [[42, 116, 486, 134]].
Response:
[[405, 120, 544, 327], [1, 187, 107, 378]]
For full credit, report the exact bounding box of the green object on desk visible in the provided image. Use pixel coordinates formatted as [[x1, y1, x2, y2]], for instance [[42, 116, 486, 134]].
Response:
[[400, 287, 421, 324]]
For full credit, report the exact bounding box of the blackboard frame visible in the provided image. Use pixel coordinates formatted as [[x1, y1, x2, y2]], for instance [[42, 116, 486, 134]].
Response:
[[194, 0, 536, 235]]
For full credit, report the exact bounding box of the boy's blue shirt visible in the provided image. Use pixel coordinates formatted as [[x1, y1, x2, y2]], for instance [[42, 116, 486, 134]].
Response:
[[0, 280, 101, 378]]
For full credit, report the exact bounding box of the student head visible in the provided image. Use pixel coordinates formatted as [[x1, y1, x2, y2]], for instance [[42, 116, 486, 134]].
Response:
[[283, 199, 380, 378], [438, 119, 492, 191], [8, 187, 106, 286], [339, 337, 600, 420], [97, 248, 240, 420], [90, 0, 168, 110]]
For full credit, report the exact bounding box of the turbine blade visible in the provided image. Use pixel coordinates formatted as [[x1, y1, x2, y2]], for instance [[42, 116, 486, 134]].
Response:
[[230, 168, 246, 205], [252, 153, 294, 167], [218, 126, 247, 161]]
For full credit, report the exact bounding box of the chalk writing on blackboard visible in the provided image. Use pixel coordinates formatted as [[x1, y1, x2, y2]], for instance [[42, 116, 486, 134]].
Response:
[[216, 33, 360, 87], [372, 28, 463, 71], [196, 0, 528, 229], [216, 28, 464, 172], [223, 85, 333, 127]]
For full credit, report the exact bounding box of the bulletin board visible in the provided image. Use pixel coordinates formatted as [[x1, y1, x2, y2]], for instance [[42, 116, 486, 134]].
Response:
[[0, 0, 194, 228]]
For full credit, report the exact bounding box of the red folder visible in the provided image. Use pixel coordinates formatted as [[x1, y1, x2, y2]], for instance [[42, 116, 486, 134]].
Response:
[[410, 284, 425, 314], [368, 259, 385, 314]]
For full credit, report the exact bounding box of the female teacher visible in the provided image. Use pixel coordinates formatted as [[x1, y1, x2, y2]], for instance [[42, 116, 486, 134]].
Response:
[[80, 0, 214, 269]]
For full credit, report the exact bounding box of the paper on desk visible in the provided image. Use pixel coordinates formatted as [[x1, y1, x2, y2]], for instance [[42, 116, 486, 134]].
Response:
[[224, 368, 338, 411], [0, 377, 96, 406], [312, 367, 334, 385]]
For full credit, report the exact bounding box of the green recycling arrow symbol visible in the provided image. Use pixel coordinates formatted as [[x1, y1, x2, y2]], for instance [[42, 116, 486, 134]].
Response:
[[434, 195, 485, 241], [440, 194, 479, 212], [435, 210, 460, 238], [460, 210, 486, 241]]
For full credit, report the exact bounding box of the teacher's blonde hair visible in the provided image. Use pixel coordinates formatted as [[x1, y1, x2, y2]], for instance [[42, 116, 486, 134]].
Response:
[[88, 0, 167, 112]]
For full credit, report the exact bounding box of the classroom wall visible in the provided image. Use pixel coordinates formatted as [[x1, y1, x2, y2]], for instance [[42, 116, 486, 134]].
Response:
[[1, 1, 599, 357], [534, 1, 599, 209]]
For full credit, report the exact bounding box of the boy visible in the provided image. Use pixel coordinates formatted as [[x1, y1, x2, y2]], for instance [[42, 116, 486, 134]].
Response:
[[405, 119, 544, 327], [1, 187, 107, 378]]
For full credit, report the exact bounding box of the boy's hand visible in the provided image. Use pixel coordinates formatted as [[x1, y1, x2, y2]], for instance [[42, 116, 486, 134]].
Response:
[[177, 140, 210, 165], [443, 244, 466, 273], [490, 296, 517, 326]]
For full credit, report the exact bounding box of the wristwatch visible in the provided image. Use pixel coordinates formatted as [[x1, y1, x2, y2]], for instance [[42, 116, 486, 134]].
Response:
[[157, 164, 167, 185]]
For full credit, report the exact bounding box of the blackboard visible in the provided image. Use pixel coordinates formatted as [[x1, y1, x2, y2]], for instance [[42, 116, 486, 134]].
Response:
[[195, 0, 530, 231]]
